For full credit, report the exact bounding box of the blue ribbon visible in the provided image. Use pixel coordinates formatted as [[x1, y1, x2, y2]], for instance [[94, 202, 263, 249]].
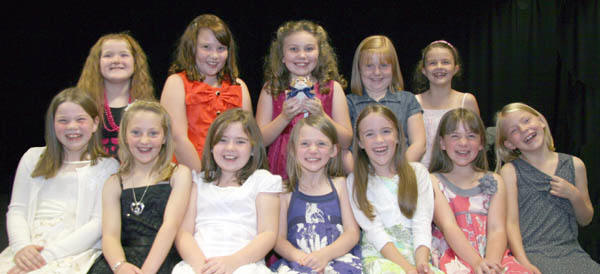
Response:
[[287, 86, 315, 99]]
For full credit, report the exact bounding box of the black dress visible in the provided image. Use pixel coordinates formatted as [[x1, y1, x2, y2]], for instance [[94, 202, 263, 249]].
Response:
[[87, 183, 180, 274]]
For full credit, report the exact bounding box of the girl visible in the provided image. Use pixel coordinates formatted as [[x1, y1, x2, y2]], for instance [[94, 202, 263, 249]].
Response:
[[161, 14, 252, 172], [495, 103, 599, 274], [256, 20, 353, 179], [271, 114, 362, 273], [0, 87, 118, 274], [413, 40, 480, 168], [77, 32, 155, 157], [88, 101, 191, 273], [348, 104, 443, 274], [347, 35, 426, 163], [429, 108, 529, 273], [173, 108, 281, 274]]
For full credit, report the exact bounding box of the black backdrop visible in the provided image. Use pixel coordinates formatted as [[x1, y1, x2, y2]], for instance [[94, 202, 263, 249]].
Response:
[[2, 0, 599, 260]]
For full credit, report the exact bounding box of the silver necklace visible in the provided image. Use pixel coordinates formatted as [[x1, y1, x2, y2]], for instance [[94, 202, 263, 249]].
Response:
[[130, 184, 150, 216]]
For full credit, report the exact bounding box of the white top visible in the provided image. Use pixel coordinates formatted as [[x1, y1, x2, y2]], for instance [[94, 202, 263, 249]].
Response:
[[192, 169, 282, 258], [347, 162, 434, 252], [7, 147, 119, 262]]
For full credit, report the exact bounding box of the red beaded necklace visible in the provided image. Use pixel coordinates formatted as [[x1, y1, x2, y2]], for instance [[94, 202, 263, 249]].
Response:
[[103, 91, 131, 132]]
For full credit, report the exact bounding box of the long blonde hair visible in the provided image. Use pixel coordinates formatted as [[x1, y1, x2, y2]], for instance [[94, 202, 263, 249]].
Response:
[[350, 35, 404, 95], [77, 32, 155, 119], [285, 115, 344, 192], [263, 20, 346, 97], [117, 101, 175, 182], [352, 104, 417, 220], [494, 102, 555, 171], [31, 87, 106, 179]]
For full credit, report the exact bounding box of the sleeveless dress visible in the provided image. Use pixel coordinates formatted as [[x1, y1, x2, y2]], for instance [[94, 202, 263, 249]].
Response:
[[87, 182, 180, 274], [431, 173, 530, 273], [271, 178, 362, 273], [172, 169, 282, 274], [512, 153, 600, 274], [268, 81, 334, 180], [178, 71, 242, 160], [417, 93, 467, 168]]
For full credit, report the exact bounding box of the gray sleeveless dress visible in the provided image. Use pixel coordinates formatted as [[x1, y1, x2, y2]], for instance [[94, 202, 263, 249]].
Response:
[[513, 153, 599, 273]]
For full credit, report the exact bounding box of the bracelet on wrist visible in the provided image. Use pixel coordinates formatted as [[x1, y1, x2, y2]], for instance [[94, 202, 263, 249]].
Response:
[[111, 260, 125, 271]]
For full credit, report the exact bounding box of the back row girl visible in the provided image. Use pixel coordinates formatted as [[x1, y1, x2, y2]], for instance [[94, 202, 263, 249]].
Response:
[[77, 32, 156, 157], [161, 14, 252, 172], [256, 20, 353, 180]]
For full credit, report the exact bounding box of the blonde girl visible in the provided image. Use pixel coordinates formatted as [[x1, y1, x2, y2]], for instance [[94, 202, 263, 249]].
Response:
[[161, 14, 252, 172], [173, 108, 281, 274], [496, 102, 598, 274], [271, 114, 362, 273], [0, 87, 118, 274], [77, 32, 155, 157], [348, 104, 442, 274], [413, 40, 480, 168], [88, 101, 192, 274], [256, 20, 353, 180]]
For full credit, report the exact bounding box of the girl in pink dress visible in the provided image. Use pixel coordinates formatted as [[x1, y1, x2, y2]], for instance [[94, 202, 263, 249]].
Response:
[[429, 108, 530, 273], [255, 20, 352, 179]]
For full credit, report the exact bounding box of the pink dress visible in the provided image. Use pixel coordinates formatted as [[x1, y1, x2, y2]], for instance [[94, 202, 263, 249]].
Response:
[[267, 81, 333, 179], [431, 173, 530, 274]]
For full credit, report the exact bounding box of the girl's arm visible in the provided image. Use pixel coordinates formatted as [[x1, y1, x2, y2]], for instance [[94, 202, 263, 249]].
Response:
[[255, 85, 303, 146], [431, 175, 482, 269], [101, 175, 135, 272], [404, 113, 426, 162], [483, 174, 508, 271], [174, 182, 207, 271], [141, 165, 192, 274], [274, 192, 307, 264], [305, 81, 353, 148], [235, 78, 253, 113], [462, 93, 480, 116], [160, 74, 202, 171], [301, 177, 360, 272], [202, 192, 279, 273], [499, 164, 541, 274], [549, 156, 594, 225], [410, 163, 434, 270]]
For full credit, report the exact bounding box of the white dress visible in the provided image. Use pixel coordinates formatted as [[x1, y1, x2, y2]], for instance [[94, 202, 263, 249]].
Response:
[[172, 169, 282, 274], [0, 147, 119, 273]]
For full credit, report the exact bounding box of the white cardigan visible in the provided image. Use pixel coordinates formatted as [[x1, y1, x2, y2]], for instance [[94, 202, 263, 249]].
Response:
[[6, 147, 119, 262], [347, 162, 434, 252]]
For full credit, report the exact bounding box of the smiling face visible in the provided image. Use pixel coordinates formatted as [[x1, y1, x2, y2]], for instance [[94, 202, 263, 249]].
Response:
[[54, 101, 99, 161], [358, 113, 399, 176], [195, 28, 228, 84], [421, 46, 458, 86], [100, 39, 134, 84], [440, 122, 483, 168], [359, 53, 393, 96], [125, 111, 165, 166], [502, 110, 546, 153], [294, 125, 337, 174], [282, 31, 319, 78], [212, 122, 252, 178]]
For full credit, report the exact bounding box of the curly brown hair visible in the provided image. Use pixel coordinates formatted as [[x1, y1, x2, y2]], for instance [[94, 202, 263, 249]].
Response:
[[263, 20, 346, 96], [412, 40, 462, 93], [168, 14, 239, 83]]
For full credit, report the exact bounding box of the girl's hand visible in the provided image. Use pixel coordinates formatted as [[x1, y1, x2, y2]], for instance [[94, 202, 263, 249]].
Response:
[[201, 256, 239, 274], [115, 262, 143, 274], [549, 175, 578, 200], [13, 245, 46, 271], [8, 265, 27, 274], [416, 262, 432, 273], [300, 249, 330, 272], [281, 97, 304, 121], [474, 258, 503, 274], [405, 266, 418, 274], [304, 97, 325, 116]]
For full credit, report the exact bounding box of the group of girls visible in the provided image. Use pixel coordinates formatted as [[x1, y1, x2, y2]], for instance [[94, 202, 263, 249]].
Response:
[[2, 12, 598, 274]]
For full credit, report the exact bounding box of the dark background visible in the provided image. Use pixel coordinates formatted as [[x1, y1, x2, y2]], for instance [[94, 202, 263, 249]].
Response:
[[1, 0, 599, 261]]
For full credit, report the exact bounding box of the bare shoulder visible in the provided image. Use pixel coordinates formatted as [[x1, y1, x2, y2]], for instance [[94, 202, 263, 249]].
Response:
[[170, 164, 192, 187], [235, 78, 247, 87], [331, 176, 348, 192]]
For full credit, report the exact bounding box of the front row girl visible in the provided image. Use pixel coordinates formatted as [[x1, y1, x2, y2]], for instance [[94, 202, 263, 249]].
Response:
[[88, 101, 192, 273], [271, 114, 362, 273], [429, 108, 530, 273], [173, 109, 281, 274], [495, 103, 599, 274], [0, 88, 119, 274], [348, 104, 443, 274]]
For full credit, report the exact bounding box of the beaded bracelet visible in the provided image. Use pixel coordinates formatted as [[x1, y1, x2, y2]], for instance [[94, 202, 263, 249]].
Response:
[[111, 260, 125, 271]]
